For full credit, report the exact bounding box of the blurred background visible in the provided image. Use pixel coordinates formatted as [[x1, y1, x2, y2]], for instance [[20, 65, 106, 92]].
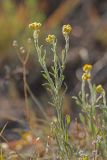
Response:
[[0, 0, 107, 142]]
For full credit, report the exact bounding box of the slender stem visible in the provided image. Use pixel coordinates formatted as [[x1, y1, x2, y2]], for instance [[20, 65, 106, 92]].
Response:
[[23, 63, 29, 121], [103, 91, 106, 107], [81, 80, 85, 106], [88, 80, 94, 105], [65, 36, 69, 63]]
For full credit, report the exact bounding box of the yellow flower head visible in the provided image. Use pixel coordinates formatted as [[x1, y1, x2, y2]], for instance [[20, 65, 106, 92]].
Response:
[[29, 22, 42, 30], [46, 34, 56, 43], [96, 85, 104, 93], [83, 64, 92, 73], [82, 155, 89, 160], [82, 73, 91, 81], [62, 24, 72, 35]]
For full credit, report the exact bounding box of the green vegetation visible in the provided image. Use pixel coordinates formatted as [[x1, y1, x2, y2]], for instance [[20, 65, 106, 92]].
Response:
[[1, 21, 107, 160]]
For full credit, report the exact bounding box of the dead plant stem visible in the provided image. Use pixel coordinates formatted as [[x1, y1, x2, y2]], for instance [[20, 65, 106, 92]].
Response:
[[23, 63, 29, 122]]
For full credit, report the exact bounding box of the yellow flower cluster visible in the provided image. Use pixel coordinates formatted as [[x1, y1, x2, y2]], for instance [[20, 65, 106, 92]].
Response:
[[79, 154, 89, 160], [83, 64, 92, 73], [62, 24, 72, 35], [82, 64, 92, 81], [45, 34, 56, 44], [96, 85, 104, 93], [29, 22, 42, 30], [81, 155, 89, 160], [82, 73, 91, 81]]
